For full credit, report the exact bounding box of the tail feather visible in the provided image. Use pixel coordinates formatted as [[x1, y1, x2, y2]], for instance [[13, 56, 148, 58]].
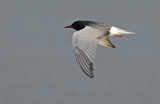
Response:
[[109, 26, 136, 36], [119, 30, 136, 34]]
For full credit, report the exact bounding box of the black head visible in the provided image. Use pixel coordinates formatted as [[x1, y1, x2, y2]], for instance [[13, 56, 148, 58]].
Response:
[[64, 21, 96, 31]]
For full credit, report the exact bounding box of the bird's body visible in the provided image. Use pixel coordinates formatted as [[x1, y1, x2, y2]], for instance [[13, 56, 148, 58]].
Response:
[[65, 20, 135, 78]]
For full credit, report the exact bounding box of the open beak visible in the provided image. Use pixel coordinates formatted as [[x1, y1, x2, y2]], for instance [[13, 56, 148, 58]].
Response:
[[64, 25, 72, 28]]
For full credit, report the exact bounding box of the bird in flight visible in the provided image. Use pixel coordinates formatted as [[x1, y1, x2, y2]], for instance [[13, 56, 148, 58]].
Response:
[[65, 20, 135, 78]]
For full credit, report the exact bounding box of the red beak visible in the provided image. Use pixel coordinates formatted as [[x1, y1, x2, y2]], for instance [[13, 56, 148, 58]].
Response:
[[64, 25, 72, 28]]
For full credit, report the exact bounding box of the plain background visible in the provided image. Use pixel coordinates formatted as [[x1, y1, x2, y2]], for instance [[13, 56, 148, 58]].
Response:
[[0, 0, 160, 104]]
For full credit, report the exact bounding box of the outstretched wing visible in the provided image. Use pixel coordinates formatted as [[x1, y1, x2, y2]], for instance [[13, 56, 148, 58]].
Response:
[[72, 26, 105, 78]]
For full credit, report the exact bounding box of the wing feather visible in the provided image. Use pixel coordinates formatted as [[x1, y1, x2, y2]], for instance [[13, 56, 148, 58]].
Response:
[[72, 26, 114, 78], [98, 36, 116, 48]]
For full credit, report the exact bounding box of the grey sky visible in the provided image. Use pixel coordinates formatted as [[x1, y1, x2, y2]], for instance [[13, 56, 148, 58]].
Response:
[[0, 0, 160, 104]]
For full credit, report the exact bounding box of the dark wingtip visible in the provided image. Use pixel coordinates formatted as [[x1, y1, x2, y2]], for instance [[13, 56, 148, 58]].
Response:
[[109, 44, 116, 48], [89, 75, 94, 78], [112, 45, 116, 48], [83, 70, 94, 78], [81, 67, 94, 78]]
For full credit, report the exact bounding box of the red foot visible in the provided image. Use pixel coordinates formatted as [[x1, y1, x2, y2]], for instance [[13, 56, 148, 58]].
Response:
[[114, 35, 123, 37]]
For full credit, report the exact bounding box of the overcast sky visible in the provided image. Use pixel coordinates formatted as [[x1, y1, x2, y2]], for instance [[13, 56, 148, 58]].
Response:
[[0, 0, 160, 104]]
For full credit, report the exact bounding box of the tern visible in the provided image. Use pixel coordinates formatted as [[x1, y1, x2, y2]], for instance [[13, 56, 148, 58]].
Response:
[[65, 20, 135, 78]]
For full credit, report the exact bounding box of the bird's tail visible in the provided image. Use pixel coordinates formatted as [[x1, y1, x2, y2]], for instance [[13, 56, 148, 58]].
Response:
[[109, 26, 136, 36]]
